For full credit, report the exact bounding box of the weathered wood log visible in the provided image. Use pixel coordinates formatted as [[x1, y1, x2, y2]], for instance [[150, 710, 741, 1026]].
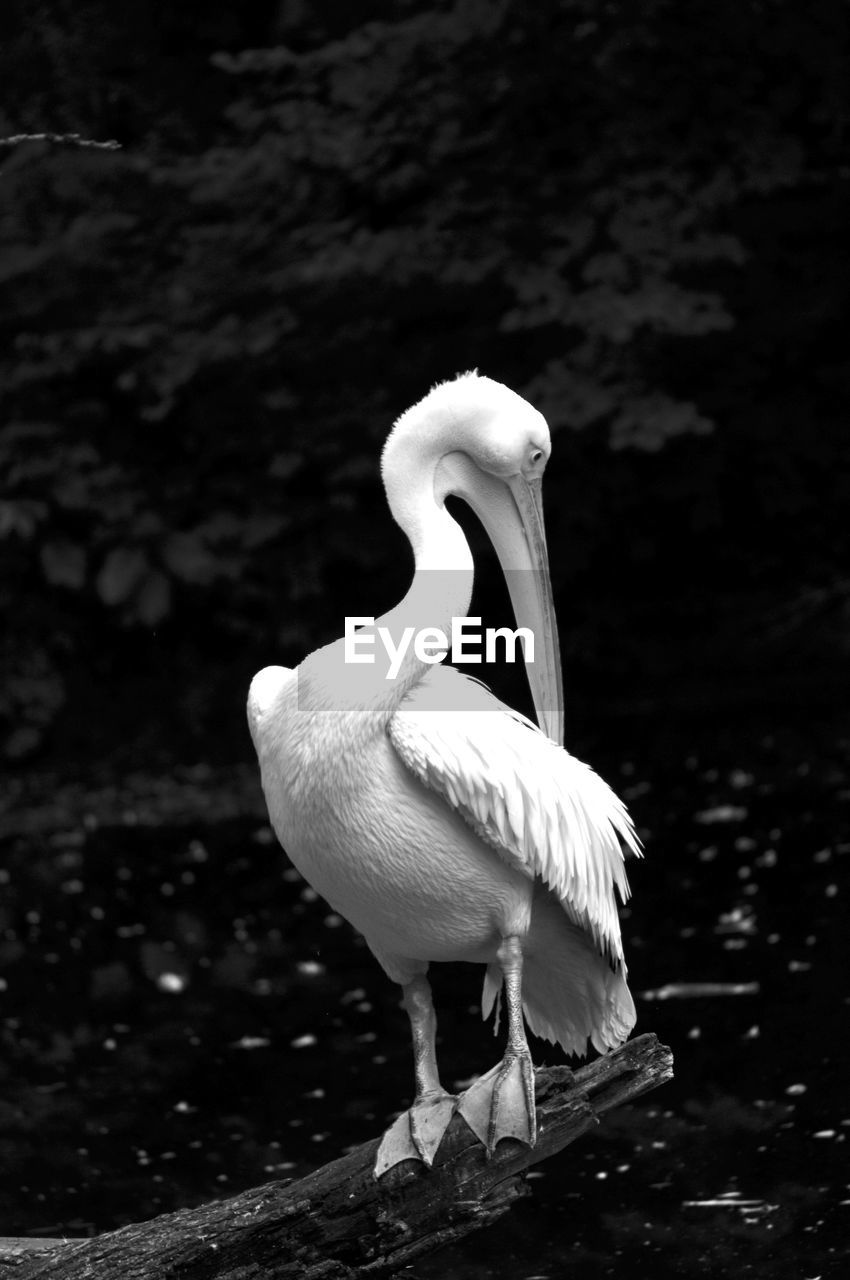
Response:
[[0, 1033, 672, 1279]]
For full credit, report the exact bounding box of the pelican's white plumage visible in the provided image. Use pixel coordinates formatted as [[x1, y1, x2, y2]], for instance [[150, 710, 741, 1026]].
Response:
[[248, 371, 642, 1170], [389, 663, 640, 1054], [391, 665, 639, 961]]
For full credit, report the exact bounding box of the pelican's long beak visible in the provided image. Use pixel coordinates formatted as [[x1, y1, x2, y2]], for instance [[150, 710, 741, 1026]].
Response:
[[503, 475, 564, 746], [438, 456, 565, 746]]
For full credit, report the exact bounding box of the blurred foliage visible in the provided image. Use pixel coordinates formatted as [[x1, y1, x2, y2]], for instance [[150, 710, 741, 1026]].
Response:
[[1, 0, 849, 761]]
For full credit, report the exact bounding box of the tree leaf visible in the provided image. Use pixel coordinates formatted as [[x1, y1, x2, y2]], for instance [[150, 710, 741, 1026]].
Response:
[[96, 547, 149, 606], [161, 532, 217, 585], [40, 539, 87, 589], [133, 570, 172, 626]]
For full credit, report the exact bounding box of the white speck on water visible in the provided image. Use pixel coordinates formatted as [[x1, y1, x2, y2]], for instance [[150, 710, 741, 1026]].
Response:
[[300, 887, 318, 903], [324, 913, 343, 928], [742, 1025, 760, 1040], [231, 1035, 271, 1050], [826, 884, 838, 898], [756, 849, 777, 867], [173, 1101, 196, 1113], [638, 981, 760, 1000], [729, 770, 754, 789], [813, 1130, 836, 1139], [623, 780, 651, 800], [297, 960, 325, 976], [683, 1195, 776, 1213], [813, 848, 832, 863], [291, 1034, 317, 1049], [786, 1083, 807, 1096], [698, 846, 718, 862], [156, 972, 186, 993], [303, 1088, 325, 1099], [341, 988, 367, 1005], [688, 1027, 702, 1039], [716, 906, 757, 934], [789, 960, 812, 973], [695, 805, 748, 824]]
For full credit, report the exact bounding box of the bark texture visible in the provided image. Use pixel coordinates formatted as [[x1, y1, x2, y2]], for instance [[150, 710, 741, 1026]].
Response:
[[0, 1033, 673, 1279]]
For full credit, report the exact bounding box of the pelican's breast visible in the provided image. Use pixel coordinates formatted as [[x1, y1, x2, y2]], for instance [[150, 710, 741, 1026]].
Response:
[[248, 666, 530, 963]]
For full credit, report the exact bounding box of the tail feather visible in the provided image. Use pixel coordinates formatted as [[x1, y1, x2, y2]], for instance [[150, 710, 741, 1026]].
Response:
[[482, 963, 502, 1036], [481, 887, 636, 1058]]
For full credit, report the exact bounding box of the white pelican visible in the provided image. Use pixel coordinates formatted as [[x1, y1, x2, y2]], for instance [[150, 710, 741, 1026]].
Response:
[[248, 372, 640, 1176]]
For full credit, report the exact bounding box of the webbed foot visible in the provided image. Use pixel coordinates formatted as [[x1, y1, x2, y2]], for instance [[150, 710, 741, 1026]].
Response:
[[456, 1047, 537, 1155], [374, 1091, 456, 1177]]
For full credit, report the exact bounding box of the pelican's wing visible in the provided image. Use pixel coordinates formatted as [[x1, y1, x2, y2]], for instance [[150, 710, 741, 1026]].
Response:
[[388, 666, 641, 965]]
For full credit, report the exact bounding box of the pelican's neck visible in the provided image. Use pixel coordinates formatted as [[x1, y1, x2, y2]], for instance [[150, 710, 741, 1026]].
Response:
[[298, 398, 477, 720], [376, 401, 475, 693]]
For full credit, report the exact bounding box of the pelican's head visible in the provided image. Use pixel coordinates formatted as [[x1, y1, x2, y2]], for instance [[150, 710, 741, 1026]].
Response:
[[383, 372, 564, 745]]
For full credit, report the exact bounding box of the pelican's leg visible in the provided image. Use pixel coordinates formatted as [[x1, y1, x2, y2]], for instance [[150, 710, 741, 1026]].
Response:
[[374, 974, 455, 1177], [457, 935, 537, 1155]]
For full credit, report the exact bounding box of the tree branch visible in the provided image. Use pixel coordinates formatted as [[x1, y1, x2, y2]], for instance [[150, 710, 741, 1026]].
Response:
[[1, 1033, 672, 1279], [0, 132, 121, 150]]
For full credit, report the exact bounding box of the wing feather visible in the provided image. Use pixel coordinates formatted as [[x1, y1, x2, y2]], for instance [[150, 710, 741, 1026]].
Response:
[[388, 666, 641, 964]]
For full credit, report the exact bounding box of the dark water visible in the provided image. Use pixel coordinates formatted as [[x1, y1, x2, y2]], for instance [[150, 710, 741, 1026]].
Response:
[[1, 715, 847, 1278]]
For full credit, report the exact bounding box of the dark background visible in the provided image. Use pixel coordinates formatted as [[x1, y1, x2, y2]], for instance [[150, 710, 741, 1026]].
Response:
[[1, 0, 848, 771], [1, 3, 848, 1277]]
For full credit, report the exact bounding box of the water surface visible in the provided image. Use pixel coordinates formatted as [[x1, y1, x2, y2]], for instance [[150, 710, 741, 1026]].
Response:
[[1, 715, 846, 1277]]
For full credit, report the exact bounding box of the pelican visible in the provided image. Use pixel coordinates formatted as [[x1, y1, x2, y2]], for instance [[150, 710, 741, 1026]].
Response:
[[247, 372, 641, 1176]]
